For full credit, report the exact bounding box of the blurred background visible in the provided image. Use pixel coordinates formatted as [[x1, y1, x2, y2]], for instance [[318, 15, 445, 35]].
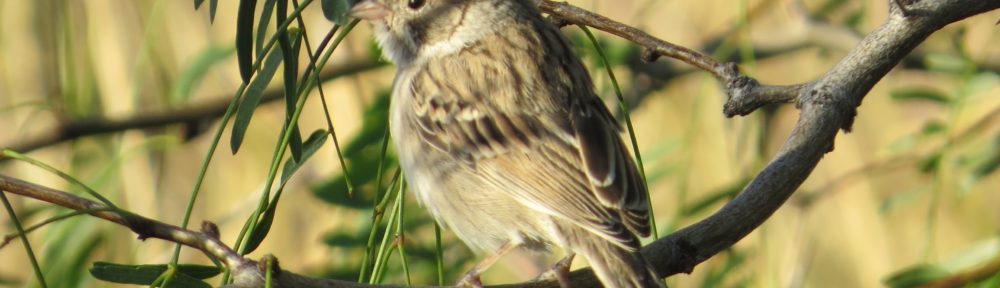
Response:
[[1, 0, 998, 287]]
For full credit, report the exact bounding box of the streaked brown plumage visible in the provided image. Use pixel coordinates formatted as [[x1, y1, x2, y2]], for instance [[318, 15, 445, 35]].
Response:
[[350, 0, 662, 287]]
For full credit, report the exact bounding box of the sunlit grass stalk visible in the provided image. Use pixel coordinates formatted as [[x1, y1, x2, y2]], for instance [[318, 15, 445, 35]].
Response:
[[1, 150, 116, 208], [369, 178, 406, 284], [359, 123, 395, 282], [435, 223, 444, 285], [0, 208, 113, 249], [265, 256, 274, 288], [1, 192, 48, 288], [289, 0, 355, 197], [577, 25, 657, 238], [395, 183, 412, 286]]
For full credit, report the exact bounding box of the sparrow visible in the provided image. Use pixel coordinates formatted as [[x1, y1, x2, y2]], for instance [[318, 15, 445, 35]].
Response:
[[350, 0, 662, 287]]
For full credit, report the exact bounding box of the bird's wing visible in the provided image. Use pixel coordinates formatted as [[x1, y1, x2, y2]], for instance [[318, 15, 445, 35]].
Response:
[[570, 97, 651, 238], [405, 57, 650, 249]]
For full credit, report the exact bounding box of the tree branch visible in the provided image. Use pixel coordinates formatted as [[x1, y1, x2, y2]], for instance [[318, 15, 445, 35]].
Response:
[[0, 174, 378, 288], [538, 1, 805, 117], [539, 0, 1000, 286], [1, 60, 384, 156]]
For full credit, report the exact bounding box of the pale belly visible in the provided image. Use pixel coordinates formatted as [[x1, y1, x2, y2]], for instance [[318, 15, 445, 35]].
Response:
[[390, 96, 554, 253]]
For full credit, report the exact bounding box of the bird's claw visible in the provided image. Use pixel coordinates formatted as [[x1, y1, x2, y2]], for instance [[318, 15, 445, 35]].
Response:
[[457, 273, 484, 288]]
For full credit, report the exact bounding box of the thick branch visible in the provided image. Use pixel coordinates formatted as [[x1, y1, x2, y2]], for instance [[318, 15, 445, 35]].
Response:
[[539, 0, 1000, 286], [642, 0, 998, 279], [1, 60, 383, 156]]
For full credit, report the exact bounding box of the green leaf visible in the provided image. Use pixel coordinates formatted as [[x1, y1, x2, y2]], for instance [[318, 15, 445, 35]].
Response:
[[880, 186, 929, 214], [176, 265, 223, 279], [919, 151, 943, 174], [281, 129, 329, 184], [89, 262, 218, 287], [884, 264, 950, 288], [923, 53, 973, 75], [973, 152, 1000, 179], [244, 194, 280, 254], [890, 88, 951, 104], [171, 45, 235, 105], [843, 8, 866, 31], [921, 121, 946, 137], [255, 0, 278, 65], [210, 0, 218, 23], [236, 0, 258, 83], [194, 0, 220, 22], [964, 72, 1000, 96], [321, 0, 351, 24], [312, 94, 394, 207], [885, 237, 1000, 287], [277, 1, 304, 161], [230, 45, 284, 154], [816, 0, 849, 17], [323, 231, 367, 247], [314, 178, 379, 208]]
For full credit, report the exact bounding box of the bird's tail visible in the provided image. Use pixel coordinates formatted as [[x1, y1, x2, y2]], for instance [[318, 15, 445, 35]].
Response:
[[565, 227, 663, 288]]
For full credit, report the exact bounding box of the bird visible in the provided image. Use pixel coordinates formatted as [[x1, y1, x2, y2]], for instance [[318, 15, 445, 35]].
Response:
[[349, 0, 663, 287]]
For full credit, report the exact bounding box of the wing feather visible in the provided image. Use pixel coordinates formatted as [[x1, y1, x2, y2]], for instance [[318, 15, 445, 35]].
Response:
[[404, 25, 651, 248]]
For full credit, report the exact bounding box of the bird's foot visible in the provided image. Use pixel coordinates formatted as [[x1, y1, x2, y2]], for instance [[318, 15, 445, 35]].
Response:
[[534, 253, 575, 288], [456, 272, 484, 288]]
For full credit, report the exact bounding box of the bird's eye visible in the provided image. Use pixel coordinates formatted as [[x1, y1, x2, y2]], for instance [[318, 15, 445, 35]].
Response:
[[407, 0, 425, 9]]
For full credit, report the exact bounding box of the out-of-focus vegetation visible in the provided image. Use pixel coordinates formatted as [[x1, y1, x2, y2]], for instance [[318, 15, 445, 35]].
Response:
[[0, 0, 998, 287]]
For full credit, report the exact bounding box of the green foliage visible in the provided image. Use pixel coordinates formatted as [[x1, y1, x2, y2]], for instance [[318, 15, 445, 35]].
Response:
[[884, 264, 951, 288], [321, 0, 353, 25], [172, 45, 235, 105], [193, 0, 219, 23], [890, 88, 951, 104], [885, 237, 1000, 287], [312, 93, 394, 205], [89, 262, 220, 288], [231, 45, 285, 154], [236, 0, 259, 83]]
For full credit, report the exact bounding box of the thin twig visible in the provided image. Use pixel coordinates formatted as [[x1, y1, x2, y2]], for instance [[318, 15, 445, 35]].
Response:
[[1, 60, 383, 156], [538, 0, 806, 117]]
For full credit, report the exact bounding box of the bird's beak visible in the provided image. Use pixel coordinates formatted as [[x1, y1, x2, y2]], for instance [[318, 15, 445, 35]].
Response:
[[348, 0, 389, 21]]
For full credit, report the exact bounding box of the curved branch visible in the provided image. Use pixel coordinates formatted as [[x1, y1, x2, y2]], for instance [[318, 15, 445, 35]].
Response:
[[0, 175, 247, 273], [538, 1, 805, 117], [537, 0, 1000, 286]]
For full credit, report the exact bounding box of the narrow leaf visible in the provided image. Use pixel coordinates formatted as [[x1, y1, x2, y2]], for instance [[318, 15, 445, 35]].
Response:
[[890, 88, 950, 104], [89, 262, 217, 287], [210, 0, 218, 23], [321, 0, 351, 24], [323, 231, 367, 247], [255, 0, 278, 65], [230, 46, 284, 154], [884, 264, 949, 288], [244, 192, 281, 254], [277, 2, 305, 161], [172, 46, 235, 105], [236, 0, 259, 83], [281, 130, 329, 184]]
